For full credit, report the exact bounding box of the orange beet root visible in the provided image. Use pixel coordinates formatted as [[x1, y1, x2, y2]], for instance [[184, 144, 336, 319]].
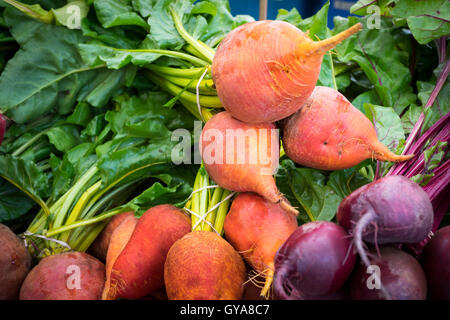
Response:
[[89, 211, 134, 262], [282, 86, 414, 170], [164, 231, 246, 300], [200, 111, 298, 215], [212, 21, 362, 123], [224, 193, 298, 298], [102, 205, 191, 300]]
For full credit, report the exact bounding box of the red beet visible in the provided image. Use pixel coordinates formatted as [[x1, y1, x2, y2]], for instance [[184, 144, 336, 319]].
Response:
[[421, 225, 450, 300], [20, 252, 105, 300], [350, 246, 427, 300], [337, 175, 434, 275], [273, 221, 356, 300], [0, 224, 32, 300]]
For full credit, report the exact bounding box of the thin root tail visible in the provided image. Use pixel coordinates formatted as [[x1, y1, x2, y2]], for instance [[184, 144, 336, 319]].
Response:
[[260, 264, 275, 299], [312, 23, 363, 54]]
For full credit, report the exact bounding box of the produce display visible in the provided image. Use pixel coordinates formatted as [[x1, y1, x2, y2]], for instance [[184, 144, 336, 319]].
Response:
[[0, 0, 448, 302]]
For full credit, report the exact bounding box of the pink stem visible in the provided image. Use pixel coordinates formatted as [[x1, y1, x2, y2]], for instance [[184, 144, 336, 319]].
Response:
[[389, 58, 449, 176], [0, 113, 6, 146]]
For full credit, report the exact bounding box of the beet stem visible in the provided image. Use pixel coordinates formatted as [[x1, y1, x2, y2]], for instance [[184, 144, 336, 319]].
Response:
[[0, 113, 6, 146]]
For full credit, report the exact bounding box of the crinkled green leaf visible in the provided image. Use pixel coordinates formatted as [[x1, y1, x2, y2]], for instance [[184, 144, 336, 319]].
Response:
[[66, 102, 93, 126], [80, 15, 141, 48], [0, 155, 50, 214], [126, 167, 195, 215], [410, 140, 447, 187], [417, 61, 450, 133], [391, 0, 450, 44], [333, 16, 413, 110], [424, 141, 448, 172], [81, 114, 107, 137], [78, 43, 163, 69], [363, 103, 405, 152], [1, 0, 54, 24], [93, 0, 148, 30], [198, 0, 253, 45], [276, 8, 303, 26], [401, 104, 422, 134], [0, 177, 35, 224], [146, 0, 193, 50], [276, 160, 342, 223], [106, 91, 194, 139], [191, 1, 217, 16], [49, 153, 76, 199], [0, 9, 130, 123], [45, 124, 82, 153], [327, 160, 373, 199], [352, 90, 381, 113], [350, 0, 393, 16]]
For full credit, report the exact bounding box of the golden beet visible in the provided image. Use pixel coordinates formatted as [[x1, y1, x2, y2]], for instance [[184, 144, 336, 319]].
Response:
[[164, 231, 246, 300], [224, 193, 298, 298], [212, 21, 362, 123], [200, 111, 298, 215], [102, 205, 191, 300], [282, 86, 413, 170]]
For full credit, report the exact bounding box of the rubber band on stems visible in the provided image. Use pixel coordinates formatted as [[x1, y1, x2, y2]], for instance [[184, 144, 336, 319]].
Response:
[[186, 191, 236, 235], [184, 207, 218, 234], [184, 184, 220, 201], [21, 231, 72, 250]]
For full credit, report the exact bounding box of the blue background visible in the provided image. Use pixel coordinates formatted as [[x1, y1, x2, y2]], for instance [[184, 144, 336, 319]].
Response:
[[228, 0, 358, 28]]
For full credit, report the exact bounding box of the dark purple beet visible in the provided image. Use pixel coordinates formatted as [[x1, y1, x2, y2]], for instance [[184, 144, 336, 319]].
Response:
[[273, 221, 356, 300], [0, 113, 6, 146], [337, 175, 433, 245], [350, 246, 427, 300], [337, 175, 434, 275], [421, 225, 450, 300]]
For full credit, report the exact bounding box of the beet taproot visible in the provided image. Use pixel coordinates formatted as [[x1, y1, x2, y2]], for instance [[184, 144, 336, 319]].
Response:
[[20, 251, 105, 300], [273, 221, 356, 299], [224, 193, 298, 298], [212, 21, 362, 123], [422, 225, 450, 300], [89, 211, 134, 262], [0, 224, 32, 300], [200, 111, 298, 215], [337, 175, 434, 270], [282, 86, 414, 170], [164, 231, 246, 300], [102, 204, 191, 300], [350, 246, 427, 300]]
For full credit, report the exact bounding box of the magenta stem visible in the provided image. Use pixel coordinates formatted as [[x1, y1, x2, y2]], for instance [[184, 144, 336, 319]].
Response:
[[0, 113, 6, 146]]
